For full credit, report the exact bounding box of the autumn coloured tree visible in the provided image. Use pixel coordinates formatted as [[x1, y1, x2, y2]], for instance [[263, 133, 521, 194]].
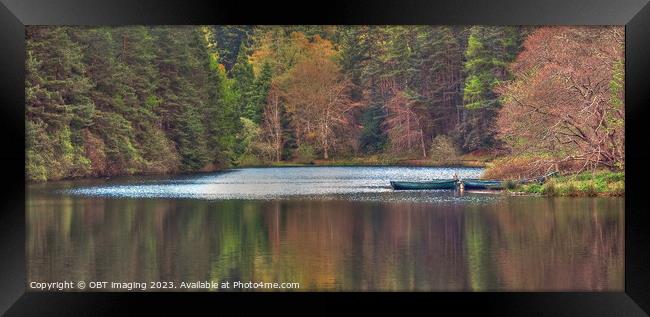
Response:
[[497, 26, 624, 173], [278, 36, 356, 159], [384, 91, 428, 158]]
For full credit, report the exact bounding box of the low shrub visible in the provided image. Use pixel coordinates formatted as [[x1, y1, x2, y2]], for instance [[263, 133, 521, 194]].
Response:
[[608, 181, 625, 196], [504, 180, 518, 190], [521, 183, 543, 194], [602, 172, 625, 182], [562, 182, 580, 197], [238, 153, 265, 167], [429, 135, 460, 165], [295, 144, 316, 164], [578, 182, 599, 197], [541, 180, 558, 196]]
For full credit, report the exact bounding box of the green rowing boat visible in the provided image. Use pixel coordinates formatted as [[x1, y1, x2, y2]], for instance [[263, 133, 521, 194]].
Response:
[[462, 179, 504, 190], [390, 180, 458, 190]]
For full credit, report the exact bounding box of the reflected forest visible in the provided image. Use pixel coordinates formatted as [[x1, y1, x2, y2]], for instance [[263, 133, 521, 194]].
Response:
[[28, 196, 623, 291]]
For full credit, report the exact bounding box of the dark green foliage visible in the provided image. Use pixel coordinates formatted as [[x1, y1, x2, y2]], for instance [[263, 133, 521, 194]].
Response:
[[337, 27, 366, 101], [26, 26, 239, 181], [244, 62, 273, 124], [338, 26, 391, 153], [295, 144, 315, 164], [25, 27, 95, 180], [230, 45, 261, 122], [457, 26, 522, 152], [358, 105, 387, 154]]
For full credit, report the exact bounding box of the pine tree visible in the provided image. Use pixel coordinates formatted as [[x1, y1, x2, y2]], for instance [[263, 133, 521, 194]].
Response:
[[244, 62, 272, 124], [25, 26, 94, 180], [113, 26, 179, 173], [230, 43, 255, 119], [358, 104, 387, 153], [339, 26, 391, 154], [457, 26, 521, 152], [205, 51, 240, 167], [73, 27, 146, 175]]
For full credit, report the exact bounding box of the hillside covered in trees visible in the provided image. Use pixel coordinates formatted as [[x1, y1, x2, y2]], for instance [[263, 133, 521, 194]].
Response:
[[26, 25, 624, 181]]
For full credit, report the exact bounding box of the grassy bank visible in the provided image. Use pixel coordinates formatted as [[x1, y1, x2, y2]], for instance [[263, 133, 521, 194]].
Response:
[[237, 153, 494, 168], [510, 170, 624, 197]]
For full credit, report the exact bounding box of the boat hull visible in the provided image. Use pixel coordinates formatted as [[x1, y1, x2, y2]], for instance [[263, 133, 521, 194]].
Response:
[[390, 180, 457, 190], [462, 180, 504, 190]]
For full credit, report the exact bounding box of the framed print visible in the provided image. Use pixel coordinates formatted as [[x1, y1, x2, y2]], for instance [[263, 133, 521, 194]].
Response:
[[1, 0, 649, 315]]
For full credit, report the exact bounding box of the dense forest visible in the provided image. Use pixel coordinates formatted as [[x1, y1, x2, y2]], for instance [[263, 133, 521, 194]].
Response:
[[26, 25, 624, 181]]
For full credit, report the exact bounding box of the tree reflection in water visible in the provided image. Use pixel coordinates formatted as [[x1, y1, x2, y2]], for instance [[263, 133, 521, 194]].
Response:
[[27, 196, 623, 291]]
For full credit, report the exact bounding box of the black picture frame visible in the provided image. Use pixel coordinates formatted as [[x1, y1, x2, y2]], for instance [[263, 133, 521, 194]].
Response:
[[1, 0, 649, 315]]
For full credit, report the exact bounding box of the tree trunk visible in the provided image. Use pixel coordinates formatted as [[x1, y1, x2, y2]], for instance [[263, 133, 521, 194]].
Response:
[[420, 127, 427, 158], [407, 115, 412, 150], [323, 131, 329, 159]]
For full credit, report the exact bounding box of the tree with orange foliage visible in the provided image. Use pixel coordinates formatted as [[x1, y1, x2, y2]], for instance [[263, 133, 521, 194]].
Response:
[[278, 36, 357, 160]]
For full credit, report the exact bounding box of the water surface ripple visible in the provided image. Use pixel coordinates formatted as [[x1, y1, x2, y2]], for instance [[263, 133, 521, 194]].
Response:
[[63, 166, 487, 202]]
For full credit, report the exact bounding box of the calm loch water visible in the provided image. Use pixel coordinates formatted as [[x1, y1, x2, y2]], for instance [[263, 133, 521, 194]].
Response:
[[27, 167, 624, 291]]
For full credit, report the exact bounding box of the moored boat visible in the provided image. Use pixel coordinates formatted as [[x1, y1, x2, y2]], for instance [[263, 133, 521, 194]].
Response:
[[462, 179, 504, 190], [390, 180, 458, 190]]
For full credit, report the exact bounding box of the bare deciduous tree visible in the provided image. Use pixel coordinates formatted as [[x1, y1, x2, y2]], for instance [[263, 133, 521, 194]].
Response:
[[384, 90, 428, 158], [261, 83, 284, 162], [497, 26, 624, 174]]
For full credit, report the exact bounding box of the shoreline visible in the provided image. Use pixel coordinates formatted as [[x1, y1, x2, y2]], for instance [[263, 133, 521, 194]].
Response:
[[27, 162, 625, 198], [506, 170, 624, 197], [237, 157, 491, 169], [28, 160, 488, 184], [237, 162, 487, 169]]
